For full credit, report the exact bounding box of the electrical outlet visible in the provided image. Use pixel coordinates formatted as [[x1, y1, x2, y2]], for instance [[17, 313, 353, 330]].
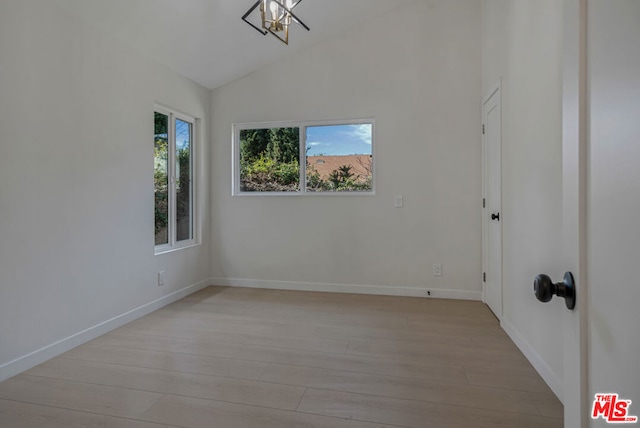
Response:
[[157, 271, 165, 286], [394, 195, 403, 208], [433, 263, 442, 276], [426, 290, 432, 297]]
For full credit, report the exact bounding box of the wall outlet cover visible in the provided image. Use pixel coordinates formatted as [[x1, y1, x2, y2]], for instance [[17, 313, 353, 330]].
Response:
[[433, 263, 442, 276]]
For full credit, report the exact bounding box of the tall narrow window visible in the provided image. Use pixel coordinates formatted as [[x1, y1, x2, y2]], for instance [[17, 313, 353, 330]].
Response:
[[154, 106, 196, 252], [154, 112, 169, 245], [175, 119, 193, 241]]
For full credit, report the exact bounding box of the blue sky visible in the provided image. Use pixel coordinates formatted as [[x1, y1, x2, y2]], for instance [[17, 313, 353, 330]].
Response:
[[306, 124, 372, 156], [176, 119, 191, 150]]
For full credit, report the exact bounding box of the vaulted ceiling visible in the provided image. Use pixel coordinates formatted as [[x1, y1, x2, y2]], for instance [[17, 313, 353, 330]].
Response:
[[52, 0, 413, 89]]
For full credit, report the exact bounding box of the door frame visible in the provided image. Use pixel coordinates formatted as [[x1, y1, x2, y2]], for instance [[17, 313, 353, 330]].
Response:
[[481, 80, 503, 319], [561, 0, 588, 425]]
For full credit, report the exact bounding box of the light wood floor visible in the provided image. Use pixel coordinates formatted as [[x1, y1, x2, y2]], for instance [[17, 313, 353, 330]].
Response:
[[0, 286, 563, 427]]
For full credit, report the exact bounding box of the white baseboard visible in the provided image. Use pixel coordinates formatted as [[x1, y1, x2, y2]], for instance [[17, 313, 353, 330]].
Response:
[[210, 277, 482, 301], [0, 279, 211, 383], [501, 317, 563, 402]]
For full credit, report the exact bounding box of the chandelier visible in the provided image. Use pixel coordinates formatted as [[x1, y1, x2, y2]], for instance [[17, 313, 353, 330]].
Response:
[[242, 0, 310, 45]]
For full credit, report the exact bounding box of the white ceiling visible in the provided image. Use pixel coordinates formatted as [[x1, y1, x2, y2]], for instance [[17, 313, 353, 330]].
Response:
[[52, 0, 412, 89]]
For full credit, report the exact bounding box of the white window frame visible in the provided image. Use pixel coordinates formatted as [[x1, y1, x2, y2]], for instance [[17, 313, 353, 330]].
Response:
[[232, 118, 375, 196], [155, 105, 198, 254]]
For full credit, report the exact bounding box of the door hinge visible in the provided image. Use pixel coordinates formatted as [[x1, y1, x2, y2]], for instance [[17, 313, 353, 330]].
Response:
[[483, 272, 486, 282], [483, 198, 485, 208], [482, 124, 485, 135]]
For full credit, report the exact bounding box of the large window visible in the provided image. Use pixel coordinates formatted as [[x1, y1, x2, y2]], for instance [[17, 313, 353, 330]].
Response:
[[233, 119, 374, 195], [155, 106, 196, 252]]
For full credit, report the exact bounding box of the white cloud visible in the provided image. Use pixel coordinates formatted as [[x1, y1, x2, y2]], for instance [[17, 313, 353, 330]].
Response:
[[308, 141, 323, 146], [351, 124, 372, 145]]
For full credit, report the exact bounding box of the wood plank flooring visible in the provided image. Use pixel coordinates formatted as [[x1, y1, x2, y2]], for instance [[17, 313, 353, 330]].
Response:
[[0, 286, 563, 427]]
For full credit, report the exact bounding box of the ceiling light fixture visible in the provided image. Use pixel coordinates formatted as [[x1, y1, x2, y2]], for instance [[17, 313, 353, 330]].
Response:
[[242, 0, 310, 45]]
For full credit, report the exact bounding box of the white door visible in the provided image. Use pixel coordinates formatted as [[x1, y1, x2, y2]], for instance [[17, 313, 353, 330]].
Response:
[[561, 0, 588, 425], [482, 83, 502, 319], [562, 1, 640, 426], [585, 0, 640, 424]]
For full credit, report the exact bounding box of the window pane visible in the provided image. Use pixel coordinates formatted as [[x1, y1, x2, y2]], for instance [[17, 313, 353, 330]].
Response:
[[154, 112, 169, 245], [176, 119, 192, 242], [239, 127, 300, 192], [305, 124, 373, 192]]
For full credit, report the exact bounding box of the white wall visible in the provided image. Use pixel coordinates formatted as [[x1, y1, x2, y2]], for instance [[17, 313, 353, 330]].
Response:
[[0, 0, 211, 380], [588, 0, 640, 412], [210, 0, 482, 299], [482, 1, 565, 397]]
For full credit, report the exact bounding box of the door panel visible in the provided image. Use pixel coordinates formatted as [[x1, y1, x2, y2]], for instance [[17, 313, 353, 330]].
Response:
[[482, 83, 502, 319], [587, 0, 640, 422], [562, 0, 588, 425]]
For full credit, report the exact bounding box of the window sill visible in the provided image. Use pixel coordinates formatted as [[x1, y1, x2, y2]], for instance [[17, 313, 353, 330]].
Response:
[[232, 190, 376, 197], [154, 241, 200, 256]]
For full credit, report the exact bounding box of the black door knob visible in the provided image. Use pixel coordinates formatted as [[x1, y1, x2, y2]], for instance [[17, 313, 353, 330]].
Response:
[[491, 213, 500, 221], [533, 272, 576, 310]]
